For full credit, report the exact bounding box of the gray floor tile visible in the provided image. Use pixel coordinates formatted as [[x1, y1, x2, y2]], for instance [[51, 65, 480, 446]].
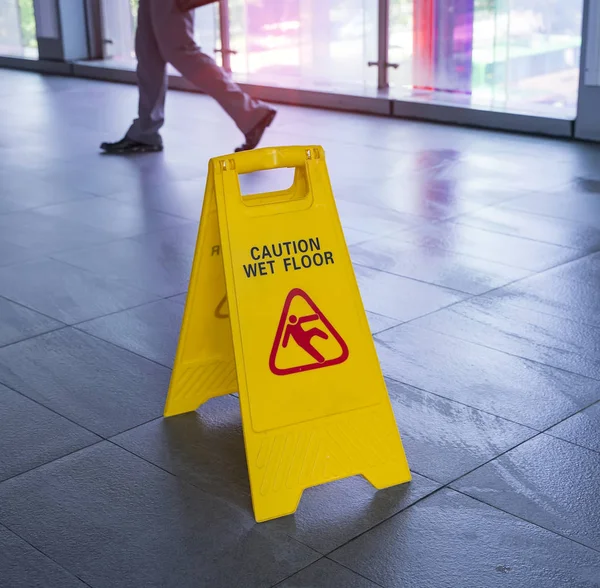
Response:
[[375, 324, 600, 429], [0, 523, 86, 588], [393, 220, 580, 271], [501, 187, 600, 228], [335, 199, 422, 235], [77, 299, 184, 367], [114, 396, 439, 555], [264, 472, 439, 555], [337, 173, 524, 222], [35, 197, 189, 239], [452, 434, 600, 551], [487, 272, 600, 328], [542, 251, 600, 285], [0, 296, 63, 347], [455, 151, 575, 191], [547, 402, 600, 453], [455, 205, 600, 250], [0, 259, 158, 325], [365, 311, 400, 334], [452, 164, 571, 194], [342, 227, 374, 246], [5, 70, 600, 588], [276, 558, 380, 588], [112, 397, 250, 507], [0, 238, 37, 268], [330, 489, 600, 588], [0, 171, 96, 215], [0, 442, 318, 588], [319, 145, 414, 183], [354, 265, 467, 322], [54, 224, 198, 297], [386, 380, 535, 484], [350, 236, 531, 294], [0, 328, 171, 437], [412, 296, 600, 381], [38, 162, 144, 198], [0, 384, 99, 482], [169, 292, 188, 305], [103, 176, 207, 221], [0, 210, 117, 254]]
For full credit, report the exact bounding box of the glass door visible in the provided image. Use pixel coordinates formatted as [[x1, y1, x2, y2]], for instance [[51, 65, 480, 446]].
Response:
[[0, 0, 37, 57], [388, 0, 584, 118], [100, 0, 135, 62], [227, 0, 379, 92], [575, 0, 600, 140], [100, 0, 220, 68]]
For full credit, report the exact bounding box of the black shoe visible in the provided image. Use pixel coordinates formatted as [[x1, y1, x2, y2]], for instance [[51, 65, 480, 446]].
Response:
[[235, 109, 277, 152], [100, 137, 163, 154]]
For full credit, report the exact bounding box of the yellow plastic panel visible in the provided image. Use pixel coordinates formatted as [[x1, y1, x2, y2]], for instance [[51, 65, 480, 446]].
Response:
[[165, 146, 411, 522]]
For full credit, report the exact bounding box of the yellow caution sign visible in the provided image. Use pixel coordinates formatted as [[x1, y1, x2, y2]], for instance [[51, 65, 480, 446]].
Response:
[[165, 146, 411, 522]]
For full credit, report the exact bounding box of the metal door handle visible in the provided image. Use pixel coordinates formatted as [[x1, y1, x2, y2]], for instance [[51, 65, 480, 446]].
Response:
[[368, 61, 399, 69]]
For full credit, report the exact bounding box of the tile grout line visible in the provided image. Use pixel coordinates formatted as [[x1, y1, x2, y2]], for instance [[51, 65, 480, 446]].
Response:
[[0, 521, 95, 588], [0, 292, 69, 328], [352, 240, 586, 289], [317, 435, 555, 559], [322, 486, 447, 559], [0, 380, 102, 440], [326, 429, 599, 565], [393, 316, 600, 384], [0, 412, 169, 488], [0, 299, 172, 361], [451, 487, 600, 556], [105, 436, 325, 557], [0, 439, 105, 487], [372, 248, 600, 339], [70, 298, 178, 331], [106, 416, 163, 440], [361, 238, 588, 338], [70, 326, 174, 371], [450, 215, 600, 252], [269, 557, 329, 588], [95, 192, 204, 223], [271, 555, 388, 588], [0, 324, 67, 351], [353, 261, 478, 296], [382, 375, 542, 431], [442, 411, 600, 550]]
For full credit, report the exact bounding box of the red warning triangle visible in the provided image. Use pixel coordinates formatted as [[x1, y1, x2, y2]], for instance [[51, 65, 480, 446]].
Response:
[[269, 288, 349, 376]]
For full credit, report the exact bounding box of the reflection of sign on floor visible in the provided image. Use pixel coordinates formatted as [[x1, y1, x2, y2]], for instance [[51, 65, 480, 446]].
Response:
[[214, 295, 229, 319], [269, 288, 348, 376]]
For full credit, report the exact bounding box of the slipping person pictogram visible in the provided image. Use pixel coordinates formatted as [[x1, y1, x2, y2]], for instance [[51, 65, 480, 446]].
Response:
[[270, 288, 349, 376], [282, 314, 329, 363]]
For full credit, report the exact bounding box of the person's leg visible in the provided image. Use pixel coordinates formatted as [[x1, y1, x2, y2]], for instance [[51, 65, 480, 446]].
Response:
[[150, 0, 276, 150], [127, 0, 168, 146], [101, 0, 167, 152]]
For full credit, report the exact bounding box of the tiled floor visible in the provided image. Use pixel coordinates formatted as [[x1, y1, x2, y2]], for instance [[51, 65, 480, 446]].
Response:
[[0, 69, 599, 588]]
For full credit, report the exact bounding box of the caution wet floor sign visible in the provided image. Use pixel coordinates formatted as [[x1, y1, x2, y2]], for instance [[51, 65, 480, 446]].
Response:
[[164, 146, 411, 522]]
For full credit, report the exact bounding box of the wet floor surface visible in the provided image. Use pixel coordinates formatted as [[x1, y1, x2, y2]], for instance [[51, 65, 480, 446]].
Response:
[[0, 69, 599, 587]]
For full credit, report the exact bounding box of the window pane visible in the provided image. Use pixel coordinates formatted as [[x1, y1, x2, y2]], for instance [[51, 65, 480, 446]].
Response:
[[228, 0, 378, 91], [101, 0, 221, 70], [194, 3, 221, 66], [389, 0, 584, 118], [0, 0, 37, 58]]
